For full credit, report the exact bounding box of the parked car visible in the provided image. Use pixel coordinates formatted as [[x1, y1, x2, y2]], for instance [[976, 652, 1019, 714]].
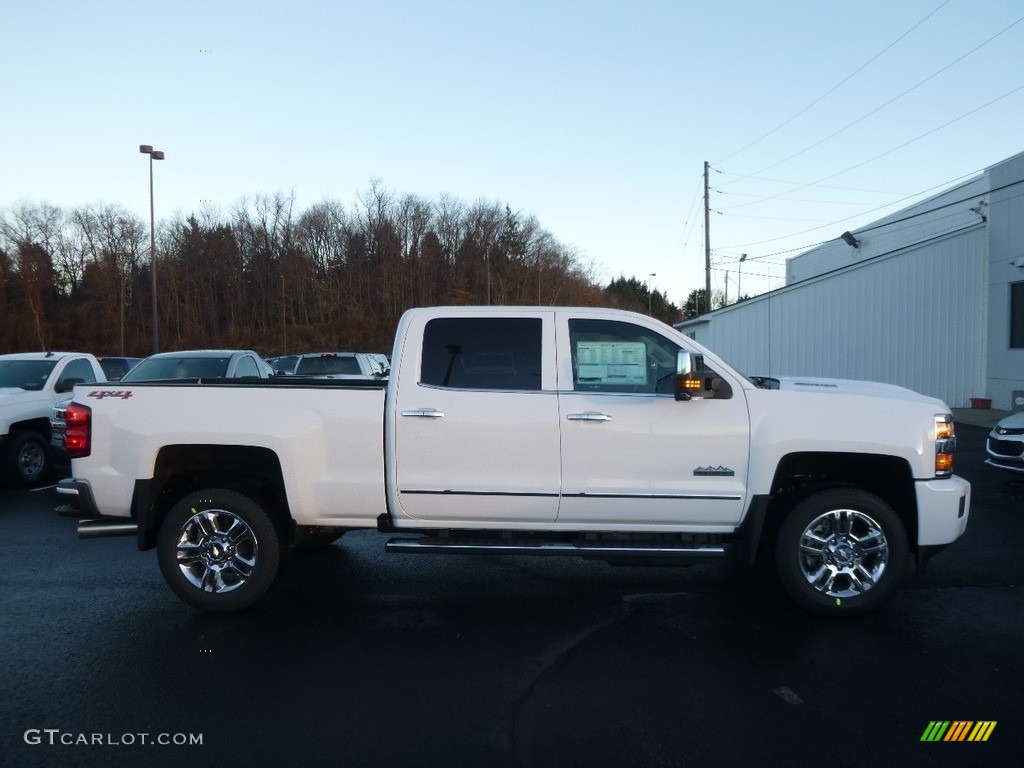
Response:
[[97, 356, 142, 381], [985, 411, 1024, 472], [267, 355, 300, 375], [120, 350, 274, 382], [293, 352, 388, 379], [0, 352, 106, 486], [367, 353, 391, 376]]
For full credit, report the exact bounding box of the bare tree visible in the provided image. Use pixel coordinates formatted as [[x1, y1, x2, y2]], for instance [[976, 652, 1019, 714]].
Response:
[[0, 184, 608, 353]]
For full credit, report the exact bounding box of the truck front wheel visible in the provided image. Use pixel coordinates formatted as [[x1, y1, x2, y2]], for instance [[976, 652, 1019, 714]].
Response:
[[775, 488, 908, 616], [157, 489, 282, 612], [4, 431, 51, 488]]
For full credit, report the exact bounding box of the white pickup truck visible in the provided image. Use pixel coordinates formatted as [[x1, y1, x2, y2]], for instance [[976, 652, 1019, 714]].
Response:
[[0, 352, 106, 486], [57, 306, 970, 616]]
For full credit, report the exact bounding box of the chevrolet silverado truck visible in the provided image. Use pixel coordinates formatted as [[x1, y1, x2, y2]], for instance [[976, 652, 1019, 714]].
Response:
[[56, 306, 970, 615], [0, 352, 106, 486]]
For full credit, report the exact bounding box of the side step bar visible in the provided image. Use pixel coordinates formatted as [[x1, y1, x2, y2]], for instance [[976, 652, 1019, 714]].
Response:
[[78, 519, 139, 539], [386, 537, 726, 560]]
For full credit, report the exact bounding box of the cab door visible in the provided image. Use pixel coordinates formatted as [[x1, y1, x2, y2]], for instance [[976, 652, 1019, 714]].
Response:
[[556, 314, 750, 528], [392, 312, 560, 523]]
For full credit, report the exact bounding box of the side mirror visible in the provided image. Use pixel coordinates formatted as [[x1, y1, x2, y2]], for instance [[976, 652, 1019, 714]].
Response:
[[674, 352, 727, 401], [675, 352, 704, 401]]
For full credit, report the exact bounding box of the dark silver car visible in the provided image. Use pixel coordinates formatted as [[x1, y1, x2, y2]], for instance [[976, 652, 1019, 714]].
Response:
[[120, 350, 273, 381]]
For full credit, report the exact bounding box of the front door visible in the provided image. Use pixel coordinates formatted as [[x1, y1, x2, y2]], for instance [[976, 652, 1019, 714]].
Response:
[[556, 314, 750, 528]]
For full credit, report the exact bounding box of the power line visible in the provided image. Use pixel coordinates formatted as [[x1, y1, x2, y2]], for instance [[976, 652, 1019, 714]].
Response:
[[722, 12, 1024, 184], [716, 81, 1024, 237], [727, 177, 1024, 262], [714, 251, 787, 267], [719, 213, 838, 223], [713, 172, 908, 195], [855, 177, 1024, 235], [716, 191, 902, 209], [676, 175, 704, 255], [716, 169, 982, 249], [788, 83, 1024, 190], [714, 0, 952, 165]]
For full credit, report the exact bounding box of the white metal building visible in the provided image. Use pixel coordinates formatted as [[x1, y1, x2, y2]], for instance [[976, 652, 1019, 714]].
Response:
[[677, 150, 1024, 411]]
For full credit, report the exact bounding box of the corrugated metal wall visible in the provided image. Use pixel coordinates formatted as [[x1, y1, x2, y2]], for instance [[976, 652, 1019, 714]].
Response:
[[698, 227, 987, 408], [984, 152, 1024, 408], [786, 175, 989, 285]]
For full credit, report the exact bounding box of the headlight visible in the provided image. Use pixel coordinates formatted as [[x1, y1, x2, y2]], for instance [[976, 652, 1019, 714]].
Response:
[[934, 414, 955, 477]]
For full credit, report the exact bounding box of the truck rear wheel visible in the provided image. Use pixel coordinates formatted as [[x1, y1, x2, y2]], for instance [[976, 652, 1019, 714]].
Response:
[[774, 488, 908, 616], [157, 489, 282, 612], [4, 431, 51, 488]]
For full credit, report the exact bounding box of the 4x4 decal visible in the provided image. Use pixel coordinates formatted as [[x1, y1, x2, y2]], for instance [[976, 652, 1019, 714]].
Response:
[[87, 390, 133, 400]]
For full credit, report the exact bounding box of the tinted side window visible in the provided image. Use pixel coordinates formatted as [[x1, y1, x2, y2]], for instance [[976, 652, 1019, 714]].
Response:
[[59, 358, 98, 386], [568, 319, 680, 394], [234, 356, 260, 378], [421, 318, 543, 391]]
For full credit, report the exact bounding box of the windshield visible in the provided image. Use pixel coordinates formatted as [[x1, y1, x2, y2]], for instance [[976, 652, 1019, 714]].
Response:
[[121, 356, 231, 381], [269, 355, 299, 374], [296, 356, 362, 376], [0, 360, 58, 391]]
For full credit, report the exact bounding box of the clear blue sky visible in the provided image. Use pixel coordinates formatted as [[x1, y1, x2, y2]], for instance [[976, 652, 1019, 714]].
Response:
[[2, 0, 1021, 305]]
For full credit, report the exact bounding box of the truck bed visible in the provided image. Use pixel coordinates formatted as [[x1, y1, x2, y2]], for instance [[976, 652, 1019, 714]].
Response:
[[71, 378, 388, 528]]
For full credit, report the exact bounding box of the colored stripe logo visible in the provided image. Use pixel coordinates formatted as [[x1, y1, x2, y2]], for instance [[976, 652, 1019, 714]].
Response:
[[921, 721, 997, 742]]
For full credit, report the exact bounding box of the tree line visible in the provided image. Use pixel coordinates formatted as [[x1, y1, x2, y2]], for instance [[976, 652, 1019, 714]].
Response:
[[0, 184, 686, 357]]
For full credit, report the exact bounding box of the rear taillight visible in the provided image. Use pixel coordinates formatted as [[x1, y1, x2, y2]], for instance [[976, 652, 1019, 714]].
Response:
[[65, 402, 91, 459]]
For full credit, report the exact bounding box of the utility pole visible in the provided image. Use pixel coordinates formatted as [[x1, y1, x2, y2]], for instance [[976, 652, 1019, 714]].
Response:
[[703, 161, 711, 315]]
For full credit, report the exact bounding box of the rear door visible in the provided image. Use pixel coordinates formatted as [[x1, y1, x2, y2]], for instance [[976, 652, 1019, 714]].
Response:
[[392, 311, 560, 523]]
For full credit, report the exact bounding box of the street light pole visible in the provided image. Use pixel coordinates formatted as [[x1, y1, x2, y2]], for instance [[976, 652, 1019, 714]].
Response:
[[139, 145, 164, 353], [648, 272, 657, 315], [737, 253, 747, 304]]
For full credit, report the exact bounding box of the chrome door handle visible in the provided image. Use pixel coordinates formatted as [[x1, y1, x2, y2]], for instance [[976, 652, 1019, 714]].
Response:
[[401, 409, 446, 419], [566, 412, 612, 422]]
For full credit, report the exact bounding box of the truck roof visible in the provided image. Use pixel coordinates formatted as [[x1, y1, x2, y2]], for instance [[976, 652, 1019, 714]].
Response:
[[400, 305, 666, 322], [0, 352, 90, 360], [141, 350, 258, 358]]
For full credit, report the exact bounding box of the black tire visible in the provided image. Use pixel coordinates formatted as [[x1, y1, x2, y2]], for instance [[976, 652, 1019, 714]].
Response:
[[4, 431, 51, 488], [157, 489, 282, 612], [775, 488, 908, 616]]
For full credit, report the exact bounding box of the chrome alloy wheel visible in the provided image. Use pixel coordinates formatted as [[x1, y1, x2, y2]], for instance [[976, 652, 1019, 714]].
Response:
[[174, 509, 259, 594], [796, 508, 889, 598]]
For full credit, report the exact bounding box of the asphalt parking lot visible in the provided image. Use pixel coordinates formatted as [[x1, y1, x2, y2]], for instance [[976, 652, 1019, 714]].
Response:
[[0, 423, 1021, 768]]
